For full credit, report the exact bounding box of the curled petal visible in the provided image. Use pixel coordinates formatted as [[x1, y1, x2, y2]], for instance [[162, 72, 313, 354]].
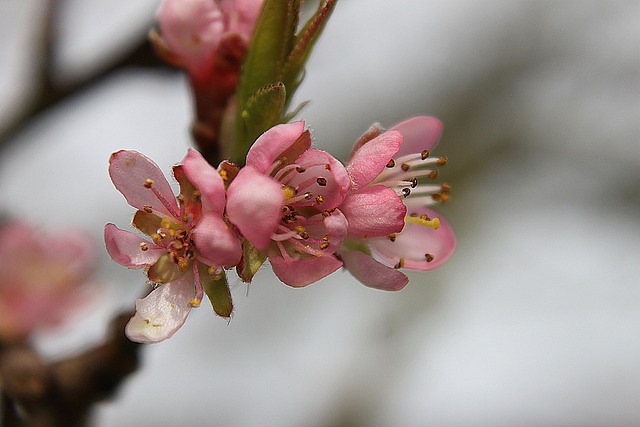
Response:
[[226, 166, 284, 250], [104, 224, 163, 268], [245, 121, 306, 173], [390, 116, 443, 157], [346, 130, 403, 188], [369, 207, 456, 271], [321, 209, 349, 252], [339, 186, 406, 239], [340, 250, 408, 291], [181, 148, 226, 215], [125, 276, 195, 343], [270, 255, 342, 288], [192, 215, 242, 267], [295, 149, 350, 209], [109, 150, 179, 219]]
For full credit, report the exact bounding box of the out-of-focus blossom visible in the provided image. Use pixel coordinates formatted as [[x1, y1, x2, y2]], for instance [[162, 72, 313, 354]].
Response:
[[156, 0, 263, 81], [339, 116, 456, 291], [105, 149, 242, 343], [0, 221, 96, 343], [225, 121, 350, 287]]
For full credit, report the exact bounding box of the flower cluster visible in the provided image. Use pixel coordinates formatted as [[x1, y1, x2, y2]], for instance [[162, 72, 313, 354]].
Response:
[[106, 117, 455, 343]]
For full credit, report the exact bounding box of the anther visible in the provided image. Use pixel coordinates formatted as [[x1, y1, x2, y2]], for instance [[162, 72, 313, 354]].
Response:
[[304, 192, 313, 200], [325, 164, 331, 171], [144, 179, 154, 188], [300, 231, 310, 240], [143, 205, 153, 213], [410, 178, 418, 188], [421, 149, 430, 160], [386, 159, 395, 168], [401, 163, 410, 172], [401, 188, 411, 197], [394, 258, 406, 269], [437, 157, 448, 166], [431, 193, 442, 202], [140, 242, 149, 251], [296, 166, 306, 173], [425, 253, 434, 262], [388, 233, 397, 242], [319, 242, 329, 250], [419, 214, 429, 220], [316, 177, 327, 186], [315, 195, 324, 205], [441, 183, 451, 192], [428, 171, 438, 180]]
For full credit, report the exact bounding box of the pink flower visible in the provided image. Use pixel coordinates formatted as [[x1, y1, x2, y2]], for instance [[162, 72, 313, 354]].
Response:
[[225, 121, 351, 287], [339, 116, 456, 291], [157, 0, 263, 80], [0, 221, 96, 343], [105, 149, 242, 343]]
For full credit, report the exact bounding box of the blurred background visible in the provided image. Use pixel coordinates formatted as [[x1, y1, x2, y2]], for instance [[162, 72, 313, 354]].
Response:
[[1, 0, 639, 425]]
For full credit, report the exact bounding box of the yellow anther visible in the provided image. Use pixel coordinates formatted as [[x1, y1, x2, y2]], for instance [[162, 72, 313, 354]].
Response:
[[144, 178, 154, 188], [161, 217, 172, 229], [152, 233, 163, 244], [139, 242, 149, 251], [405, 215, 441, 230], [178, 258, 189, 271], [283, 186, 297, 200], [189, 298, 202, 308]]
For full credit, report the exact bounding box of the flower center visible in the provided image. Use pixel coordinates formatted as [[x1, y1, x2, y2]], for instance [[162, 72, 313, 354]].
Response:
[[150, 217, 195, 272]]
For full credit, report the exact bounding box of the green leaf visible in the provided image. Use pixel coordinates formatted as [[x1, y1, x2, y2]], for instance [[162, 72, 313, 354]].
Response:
[[238, 241, 267, 283], [233, 82, 286, 164], [200, 265, 233, 318], [282, 0, 337, 102]]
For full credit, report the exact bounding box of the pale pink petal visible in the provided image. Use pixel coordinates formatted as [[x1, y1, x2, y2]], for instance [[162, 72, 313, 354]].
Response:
[[321, 209, 349, 252], [348, 123, 384, 162], [340, 250, 408, 291], [369, 207, 456, 271], [270, 256, 342, 288], [346, 130, 403, 188], [158, 0, 225, 71], [245, 121, 306, 173], [104, 224, 163, 268], [226, 166, 284, 250], [221, 0, 263, 37], [295, 149, 350, 209], [181, 148, 226, 215], [339, 186, 406, 239], [109, 150, 179, 219], [192, 215, 242, 267], [390, 116, 443, 158], [125, 275, 194, 343]]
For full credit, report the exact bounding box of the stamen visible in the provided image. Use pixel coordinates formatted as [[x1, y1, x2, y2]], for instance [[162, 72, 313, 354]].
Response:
[[144, 179, 154, 188], [386, 159, 395, 168], [394, 258, 405, 269], [388, 233, 397, 242], [315, 195, 324, 205], [401, 163, 410, 172], [425, 253, 435, 262], [437, 157, 448, 166], [143, 205, 153, 213], [190, 263, 203, 308], [140, 242, 149, 251], [316, 177, 327, 186], [405, 215, 440, 230], [421, 150, 429, 160]]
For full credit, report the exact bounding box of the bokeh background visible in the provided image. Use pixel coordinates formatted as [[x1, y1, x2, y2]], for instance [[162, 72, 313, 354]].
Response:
[[1, 0, 639, 426]]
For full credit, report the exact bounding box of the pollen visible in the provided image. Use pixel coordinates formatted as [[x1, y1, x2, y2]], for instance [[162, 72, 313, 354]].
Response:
[[283, 186, 297, 200], [319, 242, 329, 250], [144, 178, 154, 188], [315, 195, 324, 205], [189, 298, 202, 308]]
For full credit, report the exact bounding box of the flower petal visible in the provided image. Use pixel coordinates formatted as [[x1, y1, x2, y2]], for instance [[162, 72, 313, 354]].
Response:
[[125, 275, 194, 343], [346, 130, 403, 188], [181, 148, 226, 215], [245, 121, 306, 173], [104, 224, 163, 268], [226, 166, 284, 250], [109, 150, 179, 219], [295, 149, 350, 209], [192, 214, 242, 267], [369, 207, 456, 271], [390, 116, 443, 157], [270, 255, 342, 288], [340, 250, 408, 291], [339, 186, 406, 238]]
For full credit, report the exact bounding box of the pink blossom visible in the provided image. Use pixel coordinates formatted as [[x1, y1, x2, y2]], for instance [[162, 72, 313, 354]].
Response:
[[0, 221, 95, 342], [105, 149, 241, 343], [225, 121, 351, 287], [339, 116, 456, 291], [157, 0, 263, 80]]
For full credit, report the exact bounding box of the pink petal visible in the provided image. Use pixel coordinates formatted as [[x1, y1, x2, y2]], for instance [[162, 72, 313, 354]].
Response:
[[109, 150, 179, 219], [221, 0, 263, 37], [181, 148, 226, 215], [125, 275, 194, 343], [340, 250, 408, 291], [348, 123, 384, 162], [321, 209, 349, 252], [390, 116, 443, 158], [346, 130, 403, 188], [245, 121, 306, 173], [192, 215, 242, 267], [339, 186, 406, 239], [369, 207, 456, 271], [226, 166, 284, 250], [295, 149, 350, 209], [270, 255, 342, 288], [104, 224, 163, 268], [158, 0, 225, 72]]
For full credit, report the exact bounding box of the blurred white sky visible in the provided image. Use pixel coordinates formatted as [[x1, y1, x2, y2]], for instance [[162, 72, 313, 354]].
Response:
[[1, 1, 639, 426]]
